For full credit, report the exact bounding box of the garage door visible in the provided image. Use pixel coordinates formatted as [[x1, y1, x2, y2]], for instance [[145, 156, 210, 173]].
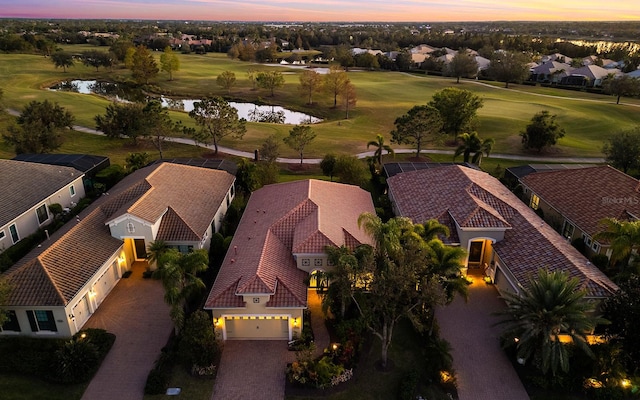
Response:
[[225, 317, 289, 340], [72, 296, 91, 329], [94, 262, 118, 307]]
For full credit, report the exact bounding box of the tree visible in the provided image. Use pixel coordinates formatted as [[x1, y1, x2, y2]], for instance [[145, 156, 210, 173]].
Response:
[[284, 125, 316, 164], [3, 100, 74, 154], [324, 65, 349, 107], [51, 50, 74, 72], [130, 45, 159, 85], [247, 69, 258, 90], [334, 155, 368, 186], [0, 278, 10, 328], [415, 219, 450, 242], [428, 87, 483, 136], [601, 274, 640, 373], [447, 49, 479, 83], [260, 134, 280, 163], [354, 213, 448, 369], [603, 75, 640, 105], [125, 152, 151, 172], [154, 248, 209, 332], [391, 105, 443, 157], [594, 218, 640, 269], [395, 51, 413, 71], [81, 50, 112, 72], [487, 51, 530, 88], [340, 80, 357, 119], [336, 45, 355, 70], [453, 131, 495, 165], [520, 110, 565, 152], [216, 70, 236, 94], [159, 46, 180, 81], [320, 153, 337, 181], [256, 71, 285, 96], [95, 102, 146, 145], [178, 310, 219, 369], [235, 159, 259, 194], [110, 38, 135, 62], [188, 97, 247, 154], [496, 269, 605, 376], [602, 127, 640, 173], [366, 134, 394, 170], [146, 240, 169, 267], [142, 100, 180, 159], [299, 69, 322, 105]]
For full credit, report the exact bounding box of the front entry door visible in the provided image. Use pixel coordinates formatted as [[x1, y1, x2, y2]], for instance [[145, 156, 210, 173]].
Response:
[[468, 241, 484, 269], [134, 239, 147, 260]]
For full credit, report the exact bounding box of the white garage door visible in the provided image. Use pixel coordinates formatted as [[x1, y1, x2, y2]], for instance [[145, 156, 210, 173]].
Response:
[[225, 317, 289, 340], [72, 296, 91, 329], [94, 262, 118, 307]]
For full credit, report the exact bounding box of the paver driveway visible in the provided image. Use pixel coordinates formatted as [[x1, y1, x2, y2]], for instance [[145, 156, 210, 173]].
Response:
[[436, 277, 530, 400], [81, 262, 173, 400], [211, 341, 294, 400]]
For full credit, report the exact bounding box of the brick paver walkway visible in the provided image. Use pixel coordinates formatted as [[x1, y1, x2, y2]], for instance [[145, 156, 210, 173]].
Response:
[[435, 277, 530, 400], [211, 341, 294, 400], [307, 289, 331, 357], [81, 262, 173, 400]]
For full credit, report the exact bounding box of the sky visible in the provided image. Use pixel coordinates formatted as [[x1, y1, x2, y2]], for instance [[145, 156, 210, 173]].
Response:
[[0, 0, 639, 22]]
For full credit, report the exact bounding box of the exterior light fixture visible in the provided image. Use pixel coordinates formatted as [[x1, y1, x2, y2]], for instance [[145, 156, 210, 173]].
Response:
[[622, 379, 631, 388], [68, 314, 75, 321], [293, 318, 299, 327]]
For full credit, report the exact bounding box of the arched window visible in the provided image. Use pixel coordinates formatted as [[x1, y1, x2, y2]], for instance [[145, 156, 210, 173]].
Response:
[[126, 222, 135, 234]]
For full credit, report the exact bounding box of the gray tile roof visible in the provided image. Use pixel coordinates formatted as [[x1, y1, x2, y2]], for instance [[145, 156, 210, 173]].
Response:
[[0, 159, 83, 227]]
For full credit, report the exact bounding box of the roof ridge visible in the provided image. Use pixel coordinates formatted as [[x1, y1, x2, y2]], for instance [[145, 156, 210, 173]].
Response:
[[165, 205, 201, 239], [35, 258, 67, 304], [274, 277, 306, 306]]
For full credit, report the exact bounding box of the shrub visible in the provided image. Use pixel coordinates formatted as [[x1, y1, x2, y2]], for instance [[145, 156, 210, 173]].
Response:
[[50, 339, 100, 383], [0, 336, 61, 376], [144, 368, 169, 395], [590, 254, 610, 270], [398, 370, 419, 400], [178, 311, 219, 371]]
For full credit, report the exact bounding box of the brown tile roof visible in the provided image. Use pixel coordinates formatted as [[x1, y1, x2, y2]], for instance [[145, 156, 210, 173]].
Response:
[[520, 165, 640, 238], [387, 165, 618, 298], [3, 162, 235, 307], [0, 159, 83, 227], [205, 180, 376, 309]]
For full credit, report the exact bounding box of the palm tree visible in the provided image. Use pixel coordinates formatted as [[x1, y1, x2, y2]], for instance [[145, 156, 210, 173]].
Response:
[[495, 269, 606, 376], [416, 219, 450, 242], [154, 248, 209, 331], [426, 240, 469, 302], [366, 134, 394, 168], [357, 212, 412, 260], [453, 131, 495, 166], [594, 218, 640, 268], [146, 240, 168, 268]]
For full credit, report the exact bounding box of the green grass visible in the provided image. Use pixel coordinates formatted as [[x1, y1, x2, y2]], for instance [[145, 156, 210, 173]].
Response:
[[0, 374, 86, 400], [2, 48, 640, 162], [143, 366, 214, 400]]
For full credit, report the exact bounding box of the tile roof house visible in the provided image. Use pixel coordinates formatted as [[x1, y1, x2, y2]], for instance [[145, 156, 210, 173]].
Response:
[[386, 165, 617, 300], [518, 165, 640, 260], [0, 160, 86, 253], [1, 161, 235, 337], [204, 179, 375, 340], [531, 61, 574, 83]]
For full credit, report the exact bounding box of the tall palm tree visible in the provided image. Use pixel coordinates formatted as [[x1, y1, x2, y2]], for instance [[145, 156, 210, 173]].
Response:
[[415, 219, 450, 242], [495, 269, 606, 376], [357, 212, 412, 260], [453, 131, 495, 166], [154, 248, 209, 331], [426, 240, 469, 302], [594, 218, 640, 268], [366, 134, 394, 168], [146, 239, 168, 268]]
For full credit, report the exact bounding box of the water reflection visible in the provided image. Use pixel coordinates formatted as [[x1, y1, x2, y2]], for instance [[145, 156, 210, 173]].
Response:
[[50, 80, 322, 124]]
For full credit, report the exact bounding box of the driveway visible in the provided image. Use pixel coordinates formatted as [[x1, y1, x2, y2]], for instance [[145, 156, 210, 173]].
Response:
[[81, 262, 173, 400], [211, 341, 294, 400], [435, 277, 530, 400]]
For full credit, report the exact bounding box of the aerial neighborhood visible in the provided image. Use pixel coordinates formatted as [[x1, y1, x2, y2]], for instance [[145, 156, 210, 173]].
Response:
[[1, 17, 640, 400]]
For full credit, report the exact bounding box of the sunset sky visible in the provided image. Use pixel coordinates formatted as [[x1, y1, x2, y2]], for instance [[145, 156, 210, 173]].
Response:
[[1, 0, 638, 22]]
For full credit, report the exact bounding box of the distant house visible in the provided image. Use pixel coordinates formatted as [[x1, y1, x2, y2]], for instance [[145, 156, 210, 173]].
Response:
[[516, 165, 640, 260], [530, 61, 573, 83], [541, 53, 573, 65], [0, 160, 85, 252], [385, 164, 617, 300], [561, 65, 621, 87], [204, 180, 375, 340], [1, 161, 235, 337]]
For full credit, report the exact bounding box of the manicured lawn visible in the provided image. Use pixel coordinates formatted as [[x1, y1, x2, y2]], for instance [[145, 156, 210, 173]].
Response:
[[143, 366, 214, 400], [2, 49, 640, 161], [0, 374, 86, 400]]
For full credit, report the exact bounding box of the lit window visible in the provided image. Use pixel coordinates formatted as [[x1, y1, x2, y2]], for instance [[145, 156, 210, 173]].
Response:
[[36, 204, 49, 225], [69, 185, 76, 197], [530, 194, 540, 210]]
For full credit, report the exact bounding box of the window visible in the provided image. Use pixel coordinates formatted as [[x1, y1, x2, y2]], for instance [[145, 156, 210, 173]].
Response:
[[301, 258, 310, 266], [530, 194, 540, 210], [36, 204, 49, 225], [592, 242, 601, 253], [1, 311, 21, 332], [584, 235, 592, 247], [314, 259, 323, 267], [0, 230, 5, 240], [9, 224, 19, 244], [26, 310, 57, 332], [126, 222, 135, 234], [226, 193, 230, 207], [69, 185, 76, 197], [562, 221, 575, 240]]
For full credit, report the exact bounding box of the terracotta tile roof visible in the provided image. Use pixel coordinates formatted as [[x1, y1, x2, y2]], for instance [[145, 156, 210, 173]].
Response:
[[156, 206, 200, 242], [3, 161, 235, 307], [0, 159, 83, 227], [205, 180, 376, 309], [520, 165, 640, 238], [387, 165, 618, 298]]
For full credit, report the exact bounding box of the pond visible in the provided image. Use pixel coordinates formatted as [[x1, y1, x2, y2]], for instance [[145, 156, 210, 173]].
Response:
[[49, 80, 322, 124]]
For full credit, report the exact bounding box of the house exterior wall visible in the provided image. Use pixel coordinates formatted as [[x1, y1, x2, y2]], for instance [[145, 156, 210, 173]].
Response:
[[490, 253, 520, 296], [108, 215, 158, 243], [0, 176, 85, 251], [293, 253, 330, 274], [211, 305, 304, 341]]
